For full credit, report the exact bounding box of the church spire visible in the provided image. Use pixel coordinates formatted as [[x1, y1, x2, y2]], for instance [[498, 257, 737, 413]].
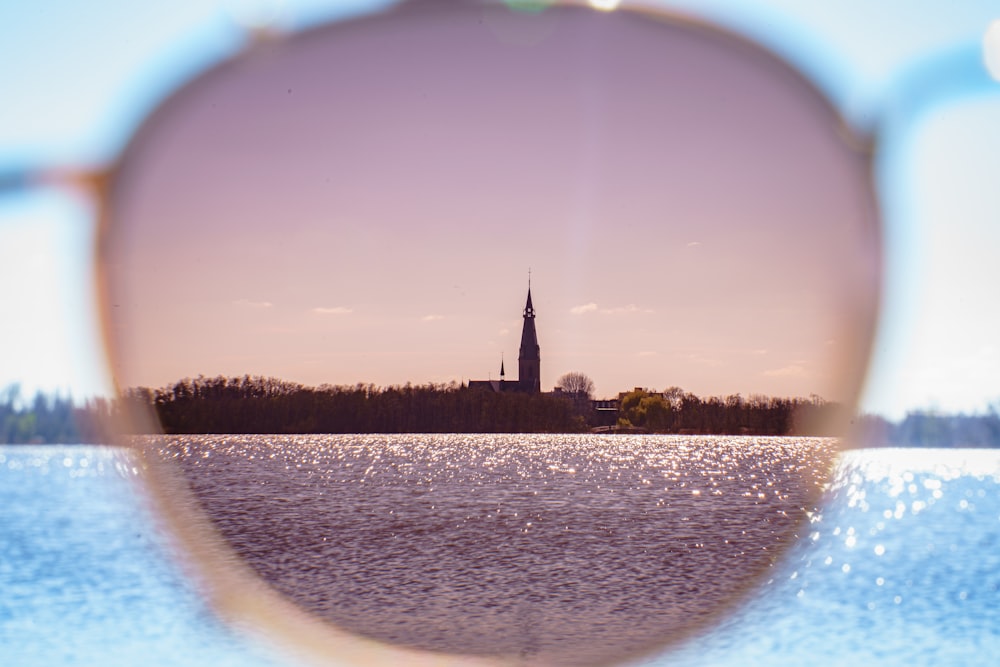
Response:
[[518, 273, 541, 393], [500, 353, 505, 379]]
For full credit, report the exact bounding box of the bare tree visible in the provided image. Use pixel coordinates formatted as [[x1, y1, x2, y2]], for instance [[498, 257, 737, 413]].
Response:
[[556, 372, 595, 399]]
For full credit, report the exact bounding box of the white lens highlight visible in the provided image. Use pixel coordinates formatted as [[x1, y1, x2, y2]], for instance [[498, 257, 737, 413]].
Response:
[[589, 0, 622, 11], [984, 20, 1000, 82]]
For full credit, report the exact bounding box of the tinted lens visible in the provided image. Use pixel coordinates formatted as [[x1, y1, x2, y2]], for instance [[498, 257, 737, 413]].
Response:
[[101, 3, 879, 663]]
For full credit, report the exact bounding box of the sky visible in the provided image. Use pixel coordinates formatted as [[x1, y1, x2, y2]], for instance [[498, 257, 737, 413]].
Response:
[[867, 95, 1000, 417], [1, 0, 999, 418], [101, 7, 878, 403]]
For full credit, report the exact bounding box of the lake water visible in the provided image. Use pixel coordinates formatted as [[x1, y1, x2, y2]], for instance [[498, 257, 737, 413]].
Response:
[[158, 434, 835, 664], [2, 438, 999, 666]]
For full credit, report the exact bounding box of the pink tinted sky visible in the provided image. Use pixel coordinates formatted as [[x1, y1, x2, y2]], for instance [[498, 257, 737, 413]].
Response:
[[104, 5, 878, 401]]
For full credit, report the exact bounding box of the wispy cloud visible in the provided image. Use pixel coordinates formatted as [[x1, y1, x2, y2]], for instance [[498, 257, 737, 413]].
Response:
[[421, 314, 445, 322], [312, 306, 352, 315], [603, 304, 653, 314], [637, 350, 658, 357], [570, 302, 653, 315], [763, 364, 806, 377], [686, 241, 702, 247], [498, 328, 510, 336], [233, 299, 273, 308]]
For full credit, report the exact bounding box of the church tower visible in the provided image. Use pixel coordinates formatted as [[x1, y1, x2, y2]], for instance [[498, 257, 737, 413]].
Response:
[[518, 283, 541, 393]]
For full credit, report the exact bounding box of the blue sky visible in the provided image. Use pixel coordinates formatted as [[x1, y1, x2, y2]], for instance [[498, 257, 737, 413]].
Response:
[[1, 0, 999, 419]]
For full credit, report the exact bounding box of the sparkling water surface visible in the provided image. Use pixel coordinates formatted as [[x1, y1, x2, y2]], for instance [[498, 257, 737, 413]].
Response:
[[656, 447, 1000, 666], [0, 446, 289, 667], [2, 440, 999, 666], [160, 434, 834, 664]]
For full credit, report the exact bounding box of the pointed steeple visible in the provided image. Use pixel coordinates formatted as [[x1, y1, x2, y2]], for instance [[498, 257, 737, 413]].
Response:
[[500, 354, 506, 379], [524, 289, 535, 318], [518, 272, 541, 393]]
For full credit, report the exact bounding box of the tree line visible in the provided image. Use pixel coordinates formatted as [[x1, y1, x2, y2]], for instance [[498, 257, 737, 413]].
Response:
[[116, 375, 587, 435], [5, 376, 998, 445], [613, 387, 843, 436], [2, 376, 831, 440], [126, 376, 845, 436], [0, 385, 108, 444], [853, 410, 1000, 448]]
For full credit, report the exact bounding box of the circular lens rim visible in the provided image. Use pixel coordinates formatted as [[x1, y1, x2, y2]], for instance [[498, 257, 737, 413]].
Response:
[[94, 2, 883, 664]]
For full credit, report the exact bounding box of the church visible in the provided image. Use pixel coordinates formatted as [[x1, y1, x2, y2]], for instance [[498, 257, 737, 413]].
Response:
[[467, 285, 541, 394]]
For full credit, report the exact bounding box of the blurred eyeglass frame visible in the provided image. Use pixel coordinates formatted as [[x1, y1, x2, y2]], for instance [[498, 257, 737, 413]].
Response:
[[2, 1, 999, 665]]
